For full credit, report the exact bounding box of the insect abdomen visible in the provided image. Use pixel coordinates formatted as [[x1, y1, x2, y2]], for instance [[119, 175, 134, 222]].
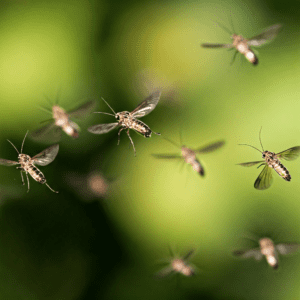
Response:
[[132, 119, 152, 137], [271, 159, 291, 181], [28, 165, 46, 184], [245, 50, 258, 65]]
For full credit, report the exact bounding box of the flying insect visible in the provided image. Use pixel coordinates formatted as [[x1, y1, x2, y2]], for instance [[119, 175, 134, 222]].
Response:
[[0, 131, 59, 193], [152, 136, 225, 176], [238, 129, 300, 190], [30, 97, 96, 142], [88, 91, 161, 156], [233, 237, 300, 269], [201, 23, 282, 65]]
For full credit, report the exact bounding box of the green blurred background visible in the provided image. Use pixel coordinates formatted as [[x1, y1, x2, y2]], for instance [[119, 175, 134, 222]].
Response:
[[0, 0, 300, 299]]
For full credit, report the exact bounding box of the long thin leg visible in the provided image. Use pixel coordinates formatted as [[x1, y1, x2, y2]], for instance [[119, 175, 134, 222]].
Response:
[[117, 128, 125, 145], [230, 51, 238, 66], [26, 172, 30, 193], [45, 183, 59, 193], [152, 131, 161, 136], [126, 129, 136, 156], [20, 170, 25, 185]]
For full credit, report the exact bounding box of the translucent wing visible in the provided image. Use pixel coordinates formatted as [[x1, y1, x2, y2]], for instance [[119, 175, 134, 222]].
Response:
[[182, 249, 195, 261], [0, 158, 19, 166], [152, 153, 182, 159], [131, 90, 161, 118], [233, 248, 263, 260], [29, 122, 62, 143], [68, 100, 97, 119], [276, 243, 300, 255], [32, 144, 59, 166], [237, 161, 265, 167], [247, 24, 282, 47], [195, 141, 225, 153], [254, 165, 273, 190], [277, 146, 300, 161], [155, 266, 174, 278], [201, 43, 234, 48], [88, 123, 119, 134]]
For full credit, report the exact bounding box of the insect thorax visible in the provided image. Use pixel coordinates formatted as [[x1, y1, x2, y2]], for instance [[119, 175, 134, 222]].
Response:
[[52, 105, 69, 126], [118, 112, 152, 137], [18, 154, 46, 184], [259, 238, 275, 255]]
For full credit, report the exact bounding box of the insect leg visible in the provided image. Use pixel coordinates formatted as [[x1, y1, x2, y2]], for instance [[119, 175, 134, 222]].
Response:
[[126, 129, 136, 156], [25, 172, 30, 193], [117, 128, 125, 145], [19, 170, 25, 185], [152, 130, 161, 136], [257, 163, 265, 169], [230, 51, 238, 66], [45, 183, 59, 193]]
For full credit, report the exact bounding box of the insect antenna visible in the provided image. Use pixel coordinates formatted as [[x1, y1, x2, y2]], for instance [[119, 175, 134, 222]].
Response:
[[259, 126, 264, 152], [238, 144, 262, 153], [93, 112, 115, 117], [163, 136, 181, 148], [229, 13, 236, 34], [6, 139, 19, 154], [37, 105, 52, 115], [20, 130, 29, 154], [43, 94, 54, 107], [215, 21, 233, 36], [100, 97, 117, 115]]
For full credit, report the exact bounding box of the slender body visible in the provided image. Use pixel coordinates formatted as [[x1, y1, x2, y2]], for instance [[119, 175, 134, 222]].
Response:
[[52, 105, 80, 138], [233, 237, 300, 269], [155, 249, 195, 278], [30, 100, 96, 142], [238, 129, 300, 190], [88, 91, 161, 156], [201, 24, 282, 65], [153, 138, 225, 176], [0, 131, 59, 193]]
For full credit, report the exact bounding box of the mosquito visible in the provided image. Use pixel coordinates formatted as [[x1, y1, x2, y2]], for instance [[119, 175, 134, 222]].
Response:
[[238, 128, 300, 190], [88, 90, 161, 156], [0, 131, 59, 193], [201, 23, 282, 65], [30, 96, 96, 142], [152, 136, 225, 176], [233, 237, 300, 269], [155, 248, 196, 278]]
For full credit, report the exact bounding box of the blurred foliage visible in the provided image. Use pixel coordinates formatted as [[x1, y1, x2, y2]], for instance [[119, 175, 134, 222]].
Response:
[[0, 0, 300, 299]]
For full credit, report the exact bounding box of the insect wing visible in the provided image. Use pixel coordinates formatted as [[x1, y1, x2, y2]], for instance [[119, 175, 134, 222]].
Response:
[[237, 161, 265, 167], [29, 122, 62, 143], [233, 248, 263, 260], [68, 100, 97, 119], [254, 164, 273, 190], [276, 243, 300, 255], [152, 153, 182, 159], [195, 140, 225, 153], [201, 43, 233, 48], [88, 122, 119, 134], [277, 146, 300, 161], [131, 90, 161, 118], [0, 158, 19, 166], [247, 24, 282, 47], [32, 144, 59, 166], [155, 266, 174, 278], [182, 249, 195, 261]]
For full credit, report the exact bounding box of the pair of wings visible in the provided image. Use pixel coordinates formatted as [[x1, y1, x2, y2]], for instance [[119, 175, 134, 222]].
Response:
[[238, 146, 300, 190], [152, 140, 225, 160], [88, 90, 161, 134], [155, 250, 195, 278], [0, 144, 59, 167], [201, 24, 282, 49], [233, 243, 300, 261], [30, 100, 96, 142]]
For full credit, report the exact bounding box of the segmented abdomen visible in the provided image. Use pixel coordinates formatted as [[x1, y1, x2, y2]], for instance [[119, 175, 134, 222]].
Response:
[[131, 119, 152, 137], [270, 159, 291, 181]]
